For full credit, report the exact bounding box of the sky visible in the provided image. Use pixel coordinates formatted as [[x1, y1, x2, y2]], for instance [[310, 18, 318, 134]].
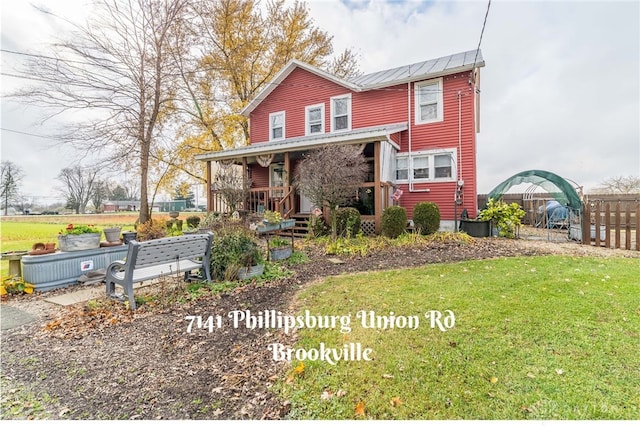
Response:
[[1, 0, 639, 206]]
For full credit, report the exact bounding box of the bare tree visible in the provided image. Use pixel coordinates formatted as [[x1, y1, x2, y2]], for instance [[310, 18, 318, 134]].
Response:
[[595, 175, 640, 194], [294, 145, 368, 239], [1, 161, 24, 215], [214, 164, 251, 214], [91, 180, 110, 212], [10, 0, 190, 224], [57, 166, 99, 214]]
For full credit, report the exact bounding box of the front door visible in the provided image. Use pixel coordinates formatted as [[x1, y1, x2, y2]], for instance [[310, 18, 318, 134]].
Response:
[[299, 193, 316, 213]]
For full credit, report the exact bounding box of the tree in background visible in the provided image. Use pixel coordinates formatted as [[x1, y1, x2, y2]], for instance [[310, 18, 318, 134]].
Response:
[[57, 166, 99, 214], [173, 181, 195, 208], [294, 145, 368, 240], [1, 161, 24, 215], [595, 175, 640, 194], [170, 0, 361, 182], [12, 0, 191, 224], [91, 180, 110, 212]]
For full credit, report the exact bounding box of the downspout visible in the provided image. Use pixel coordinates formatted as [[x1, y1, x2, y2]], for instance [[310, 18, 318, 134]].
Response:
[[407, 81, 429, 193], [458, 90, 463, 184]]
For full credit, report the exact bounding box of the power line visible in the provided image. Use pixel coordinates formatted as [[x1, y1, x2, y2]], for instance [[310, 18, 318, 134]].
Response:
[[0, 127, 59, 140], [472, 0, 491, 72]]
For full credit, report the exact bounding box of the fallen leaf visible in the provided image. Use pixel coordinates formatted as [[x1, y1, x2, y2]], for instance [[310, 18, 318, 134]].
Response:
[[390, 397, 402, 407], [321, 390, 333, 400], [382, 374, 394, 379], [293, 362, 305, 375], [336, 389, 347, 398], [285, 374, 295, 384], [355, 401, 365, 417], [490, 376, 498, 384]]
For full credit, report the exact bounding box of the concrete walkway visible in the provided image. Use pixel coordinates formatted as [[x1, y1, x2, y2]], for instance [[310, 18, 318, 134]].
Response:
[[1, 281, 155, 330], [1, 305, 37, 330]]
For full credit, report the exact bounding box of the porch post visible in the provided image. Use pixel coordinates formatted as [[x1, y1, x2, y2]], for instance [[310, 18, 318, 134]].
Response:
[[284, 151, 292, 216], [374, 141, 382, 234], [206, 160, 213, 212], [242, 157, 248, 211]]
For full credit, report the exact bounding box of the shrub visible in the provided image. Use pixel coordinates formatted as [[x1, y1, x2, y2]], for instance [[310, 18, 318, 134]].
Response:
[[335, 207, 361, 238], [186, 215, 201, 229], [210, 226, 264, 281], [200, 212, 222, 230], [307, 214, 328, 238], [136, 218, 168, 241], [413, 202, 440, 235], [1, 275, 35, 296], [478, 198, 526, 238], [381, 206, 407, 239]]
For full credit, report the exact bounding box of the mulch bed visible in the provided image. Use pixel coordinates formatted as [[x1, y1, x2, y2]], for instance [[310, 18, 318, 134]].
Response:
[[0, 239, 580, 419]]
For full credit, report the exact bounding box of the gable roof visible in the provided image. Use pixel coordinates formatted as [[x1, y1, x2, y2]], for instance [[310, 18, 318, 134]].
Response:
[[241, 49, 484, 116]]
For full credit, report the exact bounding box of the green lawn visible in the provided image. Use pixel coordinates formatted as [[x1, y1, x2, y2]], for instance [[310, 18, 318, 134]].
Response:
[[277, 256, 640, 420]]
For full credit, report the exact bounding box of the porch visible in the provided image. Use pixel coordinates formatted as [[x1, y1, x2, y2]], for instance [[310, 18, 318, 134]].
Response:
[[195, 123, 407, 235], [208, 182, 396, 236]]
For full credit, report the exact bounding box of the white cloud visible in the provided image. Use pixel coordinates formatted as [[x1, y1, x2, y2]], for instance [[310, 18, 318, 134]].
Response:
[[309, 0, 640, 193]]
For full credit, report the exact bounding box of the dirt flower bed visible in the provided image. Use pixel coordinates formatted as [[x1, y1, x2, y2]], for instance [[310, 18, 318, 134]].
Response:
[[1, 236, 637, 420]]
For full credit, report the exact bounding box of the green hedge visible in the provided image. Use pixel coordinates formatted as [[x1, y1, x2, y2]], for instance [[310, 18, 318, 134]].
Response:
[[413, 202, 440, 235], [381, 206, 407, 239], [335, 207, 361, 237]]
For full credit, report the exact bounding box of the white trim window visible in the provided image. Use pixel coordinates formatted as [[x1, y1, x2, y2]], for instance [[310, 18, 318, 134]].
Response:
[[330, 94, 351, 132], [415, 78, 443, 124], [395, 149, 456, 182], [269, 111, 285, 141], [305, 103, 325, 135]]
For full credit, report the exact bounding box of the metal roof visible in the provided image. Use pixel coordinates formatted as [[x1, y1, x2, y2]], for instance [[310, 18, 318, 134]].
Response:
[[195, 122, 407, 162], [241, 49, 484, 116], [351, 50, 484, 89]]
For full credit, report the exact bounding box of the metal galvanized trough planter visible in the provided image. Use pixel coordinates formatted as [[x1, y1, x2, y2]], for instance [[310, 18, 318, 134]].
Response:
[[22, 245, 128, 291]]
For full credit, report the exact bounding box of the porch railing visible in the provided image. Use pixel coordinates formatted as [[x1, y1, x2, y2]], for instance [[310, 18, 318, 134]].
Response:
[[209, 181, 394, 224], [209, 186, 295, 217]]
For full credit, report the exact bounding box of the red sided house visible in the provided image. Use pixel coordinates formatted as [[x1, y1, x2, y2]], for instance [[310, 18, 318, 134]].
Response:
[[196, 49, 485, 234]]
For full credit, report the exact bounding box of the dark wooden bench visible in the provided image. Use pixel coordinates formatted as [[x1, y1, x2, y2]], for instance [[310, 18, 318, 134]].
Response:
[[105, 232, 213, 310]]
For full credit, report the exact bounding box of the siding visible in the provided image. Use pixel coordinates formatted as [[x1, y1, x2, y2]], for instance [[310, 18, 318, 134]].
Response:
[[249, 67, 479, 221], [397, 72, 478, 220], [250, 165, 269, 188]]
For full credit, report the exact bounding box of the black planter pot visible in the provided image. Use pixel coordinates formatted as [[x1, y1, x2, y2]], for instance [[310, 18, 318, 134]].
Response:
[[122, 231, 138, 244], [460, 219, 491, 237]]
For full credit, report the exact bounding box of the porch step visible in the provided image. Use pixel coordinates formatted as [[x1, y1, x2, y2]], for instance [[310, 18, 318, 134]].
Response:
[[290, 214, 310, 238]]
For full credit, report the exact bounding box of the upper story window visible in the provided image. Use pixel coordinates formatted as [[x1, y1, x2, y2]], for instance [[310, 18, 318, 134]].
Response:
[[395, 149, 455, 183], [415, 78, 443, 124], [330, 94, 351, 132], [269, 111, 285, 141], [305, 104, 325, 135]]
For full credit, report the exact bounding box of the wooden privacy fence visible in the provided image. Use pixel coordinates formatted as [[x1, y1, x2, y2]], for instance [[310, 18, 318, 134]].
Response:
[[478, 193, 640, 251], [582, 198, 639, 251]]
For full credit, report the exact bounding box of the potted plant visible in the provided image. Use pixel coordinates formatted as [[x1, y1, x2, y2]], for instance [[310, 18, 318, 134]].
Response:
[[103, 227, 122, 243], [58, 224, 101, 252], [268, 236, 292, 260], [477, 199, 526, 239], [210, 227, 264, 281]]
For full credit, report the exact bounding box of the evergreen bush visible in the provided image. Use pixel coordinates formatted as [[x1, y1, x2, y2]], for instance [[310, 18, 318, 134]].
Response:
[[335, 207, 361, 237], [186, 215, 201, 229], [413, 202, 440, 235], [381, 206, 408, 239]]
